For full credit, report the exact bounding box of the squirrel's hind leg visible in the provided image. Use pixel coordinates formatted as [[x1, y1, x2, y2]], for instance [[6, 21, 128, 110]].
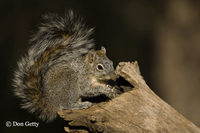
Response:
[[63, 101, 93, 110]]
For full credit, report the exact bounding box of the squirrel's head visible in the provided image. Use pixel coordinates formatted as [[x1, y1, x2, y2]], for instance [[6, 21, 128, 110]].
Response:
[[85, 46, 119, 81]]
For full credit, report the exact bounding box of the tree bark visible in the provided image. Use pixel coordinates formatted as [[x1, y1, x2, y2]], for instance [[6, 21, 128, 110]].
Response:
[[58, 61, 200, 133]]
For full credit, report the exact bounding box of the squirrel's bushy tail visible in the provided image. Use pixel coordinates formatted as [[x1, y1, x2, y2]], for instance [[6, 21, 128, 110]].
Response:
[[13, 11, 94, 122]]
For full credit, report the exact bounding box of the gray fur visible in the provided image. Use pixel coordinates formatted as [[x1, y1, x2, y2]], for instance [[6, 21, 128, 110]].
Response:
[[13, 11, 118, 122]]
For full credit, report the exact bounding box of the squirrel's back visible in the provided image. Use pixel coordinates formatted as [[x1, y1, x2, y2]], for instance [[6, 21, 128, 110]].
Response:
[[13, 11, 94, 122]]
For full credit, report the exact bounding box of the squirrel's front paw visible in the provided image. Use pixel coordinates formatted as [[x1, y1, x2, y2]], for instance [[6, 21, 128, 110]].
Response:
[[105, 86, 118, 99]]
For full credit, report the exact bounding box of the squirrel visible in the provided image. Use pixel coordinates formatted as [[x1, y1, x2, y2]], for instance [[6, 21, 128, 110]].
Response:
[[13, 11, 119, 122]]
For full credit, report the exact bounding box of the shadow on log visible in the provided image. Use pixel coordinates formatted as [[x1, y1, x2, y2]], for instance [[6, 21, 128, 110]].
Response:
[[58, 61, 200, 133]]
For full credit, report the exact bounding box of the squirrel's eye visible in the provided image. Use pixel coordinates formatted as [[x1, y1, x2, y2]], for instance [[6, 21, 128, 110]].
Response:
[[97, 64, 104, 71]]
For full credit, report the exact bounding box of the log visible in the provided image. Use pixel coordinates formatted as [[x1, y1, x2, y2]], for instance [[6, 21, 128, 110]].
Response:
[[58, 61, 200, 133]]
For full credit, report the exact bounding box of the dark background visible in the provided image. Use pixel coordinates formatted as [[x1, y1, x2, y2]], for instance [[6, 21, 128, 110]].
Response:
[[1, 0, 200, 132]]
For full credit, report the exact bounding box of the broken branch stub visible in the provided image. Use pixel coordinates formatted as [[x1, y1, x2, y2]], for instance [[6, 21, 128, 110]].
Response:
[[58, 61, 200, 133]]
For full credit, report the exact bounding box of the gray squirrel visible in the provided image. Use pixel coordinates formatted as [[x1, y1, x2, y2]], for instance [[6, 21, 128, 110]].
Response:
[[13, 11, 119, 122]]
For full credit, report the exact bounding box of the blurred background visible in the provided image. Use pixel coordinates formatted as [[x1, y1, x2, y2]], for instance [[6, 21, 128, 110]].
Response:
[[1, 0, 200, 132]]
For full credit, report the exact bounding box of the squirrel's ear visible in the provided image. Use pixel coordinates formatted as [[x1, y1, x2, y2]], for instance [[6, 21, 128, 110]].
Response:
[[101, 46, 106, 54], [87, 49, 96, 63]]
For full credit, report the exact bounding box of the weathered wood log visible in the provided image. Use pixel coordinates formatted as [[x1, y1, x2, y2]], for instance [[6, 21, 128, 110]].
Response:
[[58, 61, 200, 133]]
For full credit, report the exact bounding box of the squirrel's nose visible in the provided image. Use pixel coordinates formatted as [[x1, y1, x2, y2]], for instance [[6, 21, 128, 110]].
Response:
[[111, 72, 119, 81]]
